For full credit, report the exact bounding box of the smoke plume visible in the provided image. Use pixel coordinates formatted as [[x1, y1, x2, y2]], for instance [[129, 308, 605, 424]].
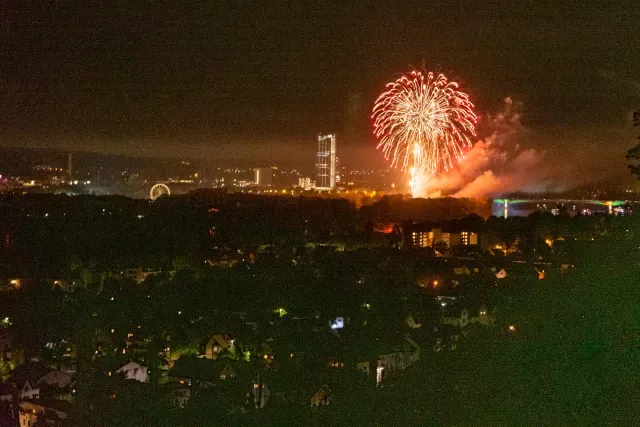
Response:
[[424, 97, 551, 198]]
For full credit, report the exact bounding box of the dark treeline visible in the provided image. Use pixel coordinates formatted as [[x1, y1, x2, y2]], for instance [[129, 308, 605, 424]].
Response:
[[0, 191, 627, 277]]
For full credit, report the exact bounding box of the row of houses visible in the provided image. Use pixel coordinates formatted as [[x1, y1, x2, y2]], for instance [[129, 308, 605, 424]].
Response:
[[0, 357, 178, 426], [0, 362, 74, 427], [0, 265, 173, 294]]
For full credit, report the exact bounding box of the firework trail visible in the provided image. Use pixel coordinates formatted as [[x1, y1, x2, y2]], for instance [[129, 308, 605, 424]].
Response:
[[372, 69, 477, 196]]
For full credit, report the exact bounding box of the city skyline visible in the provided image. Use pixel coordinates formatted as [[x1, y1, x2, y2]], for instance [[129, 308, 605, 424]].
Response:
[[2, 1, 638, 193], [1, 3, 640, 425]]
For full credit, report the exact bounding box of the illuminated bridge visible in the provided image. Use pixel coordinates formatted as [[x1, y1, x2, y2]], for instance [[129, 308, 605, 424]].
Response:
[[492, 199, 632, 217]]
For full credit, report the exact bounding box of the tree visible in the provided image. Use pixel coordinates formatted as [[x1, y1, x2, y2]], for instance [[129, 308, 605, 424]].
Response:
[[626, 110, 640, 179], [0, 360, 12, 381]]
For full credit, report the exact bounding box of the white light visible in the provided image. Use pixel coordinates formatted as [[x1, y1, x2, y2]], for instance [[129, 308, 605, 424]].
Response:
[[376, 365, 384, 385]]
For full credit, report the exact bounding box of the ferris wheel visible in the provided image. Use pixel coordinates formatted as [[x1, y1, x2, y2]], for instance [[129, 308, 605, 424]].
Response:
[[150, 183, 170, 201]]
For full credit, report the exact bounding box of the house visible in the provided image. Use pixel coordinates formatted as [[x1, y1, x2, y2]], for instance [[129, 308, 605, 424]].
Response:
[[327, 358, 344, 369], [170, 356, 262, 411], [444, 305, 495, 328], [19, 400, 70, 427], [310, 384, 330, 407], [37, 370, 72, 389], [507, 239, 522, 254], [8, 365, 71, 399], [119, 267, 165, 284], [7, 362, 51, 400], [203, 333, 236, 359], [20, 380, 40, 400], [328, 317, 345, 331], [261, 341, 275, 367], [453, 265, 472, 276], [469, 305, 495, 326], [405, 315, 422, 329], [485, 241, 508, 255], [250, 377, 270, 409], [206, 252, 246, 268], [80, 268, 107, 288], [137, 267, 167, 283], [219, 363, 237, 380], [375, 337, 420, 385], [37, 370, 74, 401], [59, 344, 77, 374], [116, 361, 148, 382], [169, 356, 255, 387]]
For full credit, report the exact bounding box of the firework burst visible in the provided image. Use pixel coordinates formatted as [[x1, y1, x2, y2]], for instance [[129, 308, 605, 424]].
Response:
[[372, 69, 477, 196]]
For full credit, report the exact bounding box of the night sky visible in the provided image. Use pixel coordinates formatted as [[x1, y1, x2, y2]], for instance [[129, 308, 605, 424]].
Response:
[[2, 1, 639, 178]]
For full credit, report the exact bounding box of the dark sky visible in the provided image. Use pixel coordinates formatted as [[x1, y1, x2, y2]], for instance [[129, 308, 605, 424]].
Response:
[[1, 0, 639, 176]]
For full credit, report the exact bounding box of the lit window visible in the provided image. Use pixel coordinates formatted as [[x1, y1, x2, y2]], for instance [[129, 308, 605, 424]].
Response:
[[461, 231, 472, 245]]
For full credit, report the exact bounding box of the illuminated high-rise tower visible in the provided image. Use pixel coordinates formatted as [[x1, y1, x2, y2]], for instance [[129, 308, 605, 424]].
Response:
[[67, 153, 73, 182], [254, 168, 273, 187], [315, 134, 336, 190]]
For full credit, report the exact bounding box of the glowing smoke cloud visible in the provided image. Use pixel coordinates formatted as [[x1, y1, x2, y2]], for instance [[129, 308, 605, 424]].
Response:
[[372, 69, 477, 197], [424, 98, 550, 199]]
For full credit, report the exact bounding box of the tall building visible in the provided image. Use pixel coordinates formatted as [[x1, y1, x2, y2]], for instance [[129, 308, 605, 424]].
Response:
[[254, 168, 273, 187], [315, 134, 336, 190], [405, 223, 479, 249], [67, 153, 73, 182]]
